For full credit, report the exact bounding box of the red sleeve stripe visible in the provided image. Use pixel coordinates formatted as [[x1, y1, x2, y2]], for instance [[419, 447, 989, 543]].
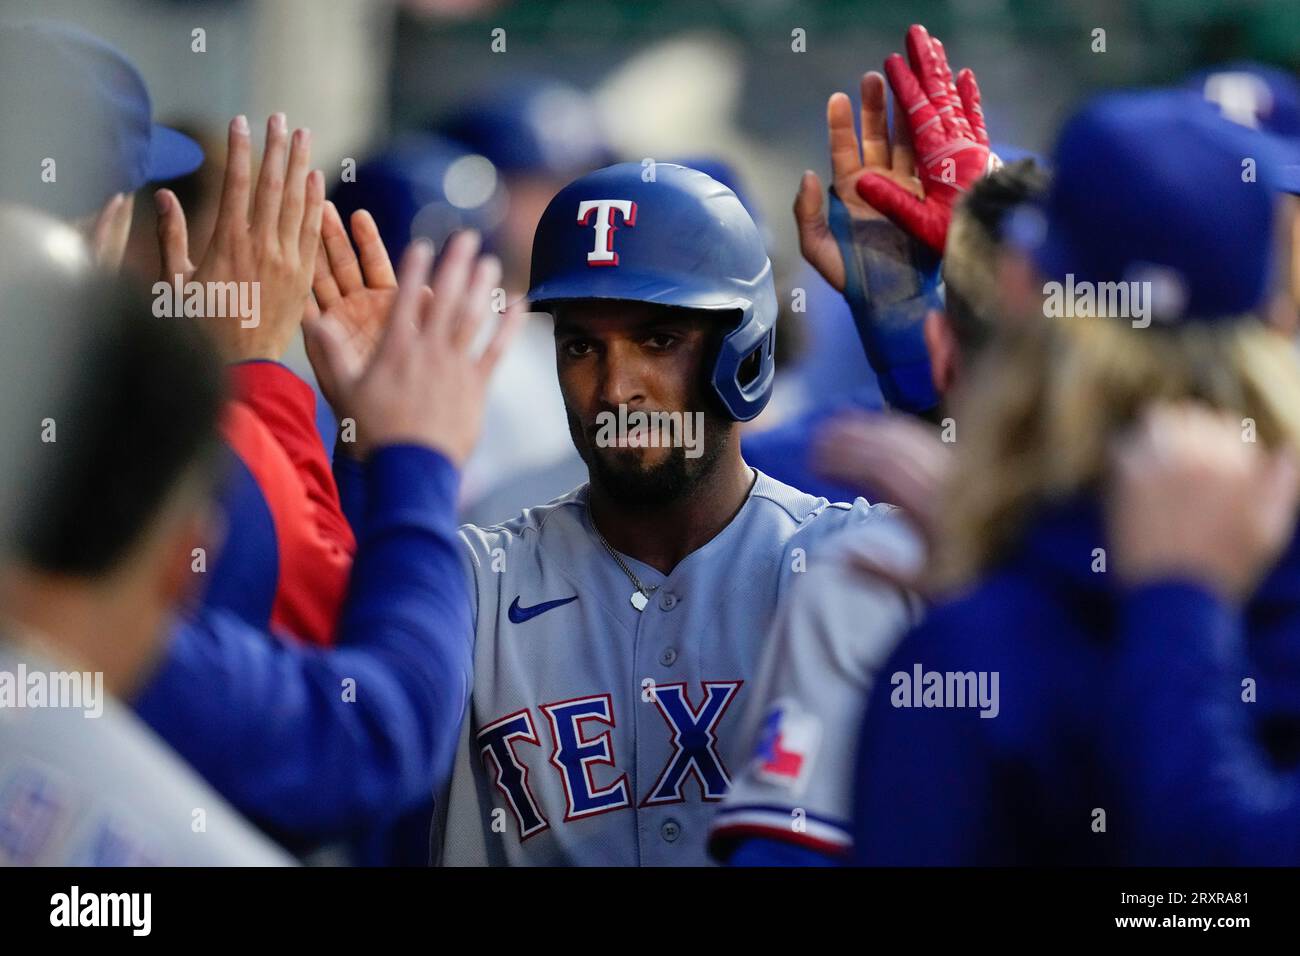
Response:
[[708, 806, 852, 857]]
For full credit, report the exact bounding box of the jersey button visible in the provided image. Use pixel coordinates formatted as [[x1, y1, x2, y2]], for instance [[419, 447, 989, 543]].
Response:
[[659, 647, 678, 667], [661, 819, 681, 843], [659, 592, 678, 610]]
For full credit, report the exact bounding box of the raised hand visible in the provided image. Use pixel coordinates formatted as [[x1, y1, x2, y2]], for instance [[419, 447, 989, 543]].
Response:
[[155, 113, 325, 362], [855, 24, 992, 254], [794, 71, 922, 291], [305, 231, 524, 465], [305, 202, 406, 416]]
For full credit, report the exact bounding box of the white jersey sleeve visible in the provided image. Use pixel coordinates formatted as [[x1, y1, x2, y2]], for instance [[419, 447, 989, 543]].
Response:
[[708, 519, 924, 859]]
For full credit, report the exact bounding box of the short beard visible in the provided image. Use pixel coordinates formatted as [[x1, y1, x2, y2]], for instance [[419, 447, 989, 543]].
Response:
[[570, 406, 732, 511]]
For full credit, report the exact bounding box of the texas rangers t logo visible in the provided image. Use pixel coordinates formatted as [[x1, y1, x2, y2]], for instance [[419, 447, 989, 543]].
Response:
[[577, 199, 636, 266]]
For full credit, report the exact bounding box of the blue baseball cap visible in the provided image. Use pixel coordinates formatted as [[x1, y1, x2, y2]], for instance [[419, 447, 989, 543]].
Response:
[[1186, 62, 1300, 193], [1010, 88, 1287, 324], [329, 134, 507, 260], [0, 20, 204, 218]]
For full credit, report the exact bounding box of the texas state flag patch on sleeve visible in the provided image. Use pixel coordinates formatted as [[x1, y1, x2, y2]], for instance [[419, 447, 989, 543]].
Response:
[[753, 699, 821, 795]]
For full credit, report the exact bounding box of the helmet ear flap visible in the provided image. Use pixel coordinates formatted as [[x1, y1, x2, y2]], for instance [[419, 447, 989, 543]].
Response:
[[712, 305, 776, 422], [736, 328, 774, 389]]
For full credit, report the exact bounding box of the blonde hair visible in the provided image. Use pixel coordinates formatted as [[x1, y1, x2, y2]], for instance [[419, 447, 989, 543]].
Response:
[[931, 315, 1300, 590]]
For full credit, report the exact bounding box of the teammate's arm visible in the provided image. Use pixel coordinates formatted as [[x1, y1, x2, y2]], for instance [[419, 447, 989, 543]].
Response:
[[711, 527, 922, 865], [138, 443, 466, 843], [228, 359, 356, 563], [134, 238, 524, 843], [794, 70, 939, 414], [332, 445, 368, 535]]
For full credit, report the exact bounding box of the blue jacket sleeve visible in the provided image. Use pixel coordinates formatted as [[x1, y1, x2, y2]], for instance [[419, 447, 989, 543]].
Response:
[[332, 444, 367, 536], [201, 448, 278, 630], [133, 444, 473, 845], [827, 188, 942, 415], [1107, 580, 1300, 865]]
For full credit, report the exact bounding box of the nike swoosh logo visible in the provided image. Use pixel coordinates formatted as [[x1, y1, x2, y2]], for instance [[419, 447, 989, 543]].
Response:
[[508, 595, 578, 624]]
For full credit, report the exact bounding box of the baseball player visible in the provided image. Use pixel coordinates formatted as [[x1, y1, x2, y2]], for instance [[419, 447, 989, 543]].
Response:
[[314, 161, 901, 865]]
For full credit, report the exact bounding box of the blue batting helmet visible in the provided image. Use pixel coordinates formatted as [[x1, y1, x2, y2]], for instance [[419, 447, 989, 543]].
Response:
[[526, 162, 777, 422]]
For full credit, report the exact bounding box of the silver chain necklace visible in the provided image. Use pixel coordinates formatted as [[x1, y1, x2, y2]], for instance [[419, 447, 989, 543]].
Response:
[[586, 501, 661, 611]]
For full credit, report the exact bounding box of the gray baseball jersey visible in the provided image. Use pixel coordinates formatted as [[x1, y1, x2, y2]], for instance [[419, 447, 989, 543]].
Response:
[[708, 520, 924, 859], [432, 469, 899, 866], [0, 641, 293, 866]]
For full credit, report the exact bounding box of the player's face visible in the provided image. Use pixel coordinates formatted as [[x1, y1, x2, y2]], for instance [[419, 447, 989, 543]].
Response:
[[553, 301, 732, 507]]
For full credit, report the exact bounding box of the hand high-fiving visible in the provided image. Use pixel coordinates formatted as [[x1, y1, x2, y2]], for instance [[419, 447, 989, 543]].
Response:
[[794, 22, 989, 288], [855, 24, 992, 254], [305, 230, 524, 466], [304, 201, 404, 417], [155, 113, 325, 362]]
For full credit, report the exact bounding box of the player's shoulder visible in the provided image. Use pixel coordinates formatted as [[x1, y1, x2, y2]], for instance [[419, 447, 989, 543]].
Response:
[[748, 468, 900, 551], [456, 484, 589, 563], [809, 511, 926, 581]]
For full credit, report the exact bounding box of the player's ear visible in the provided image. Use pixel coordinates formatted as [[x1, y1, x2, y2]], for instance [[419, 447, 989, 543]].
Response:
[[924, 309, 958, 395]]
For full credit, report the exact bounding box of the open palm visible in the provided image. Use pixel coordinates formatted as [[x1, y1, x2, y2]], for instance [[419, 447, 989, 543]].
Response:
[[306, 203, 401, 413]]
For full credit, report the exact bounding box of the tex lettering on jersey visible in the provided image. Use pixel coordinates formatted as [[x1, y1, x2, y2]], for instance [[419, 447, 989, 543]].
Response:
[[475, 680, 742, 840]]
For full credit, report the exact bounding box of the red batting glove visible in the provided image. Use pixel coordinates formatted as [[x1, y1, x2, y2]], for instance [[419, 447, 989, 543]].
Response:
[[855, 24, 991, 254]]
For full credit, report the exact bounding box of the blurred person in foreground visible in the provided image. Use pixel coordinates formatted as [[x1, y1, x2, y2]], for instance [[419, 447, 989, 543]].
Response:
[[853, 88, 1300, 865], [0, 210, 289, 865]]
